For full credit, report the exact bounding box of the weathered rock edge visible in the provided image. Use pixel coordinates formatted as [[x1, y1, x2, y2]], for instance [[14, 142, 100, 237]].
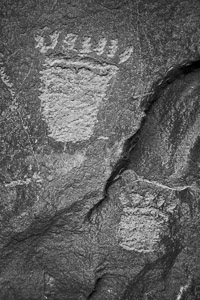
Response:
[[86, 58, 200, 224]]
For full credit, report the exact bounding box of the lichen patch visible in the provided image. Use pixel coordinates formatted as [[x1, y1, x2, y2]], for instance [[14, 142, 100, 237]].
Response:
[[39, 57, 118, 143]]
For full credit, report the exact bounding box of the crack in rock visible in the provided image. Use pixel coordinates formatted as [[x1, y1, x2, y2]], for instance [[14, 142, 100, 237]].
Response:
[[87, 60, 200, 255]]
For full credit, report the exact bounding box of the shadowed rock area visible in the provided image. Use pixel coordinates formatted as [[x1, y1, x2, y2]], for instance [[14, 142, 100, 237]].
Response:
[[0, 0, 200, 299]]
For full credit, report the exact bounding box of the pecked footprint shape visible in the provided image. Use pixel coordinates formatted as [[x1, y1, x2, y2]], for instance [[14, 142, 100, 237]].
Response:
[[39, 55, 118, 143]]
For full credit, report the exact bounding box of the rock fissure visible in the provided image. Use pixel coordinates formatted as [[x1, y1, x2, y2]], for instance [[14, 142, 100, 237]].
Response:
[[87, 59, 200, 223]]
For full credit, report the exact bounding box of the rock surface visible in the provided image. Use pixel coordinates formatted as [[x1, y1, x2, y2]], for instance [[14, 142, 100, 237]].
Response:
[[0, 0, 200, 299]]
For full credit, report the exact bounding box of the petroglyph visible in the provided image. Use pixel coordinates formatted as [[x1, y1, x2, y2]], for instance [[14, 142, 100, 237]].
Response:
[[39, 56, 118, 143], [60, 34, 133, 64], [118, 191, 169, 253], [94, 37, 107, 55], [35, 31, 60, 54], [107, 39, 118, 58], [36, 33, 133, 142], [119, 46, 134, 64], [116, 168, 189, 253], [62, 33, 78, 52], [80, 37, 92, 54]]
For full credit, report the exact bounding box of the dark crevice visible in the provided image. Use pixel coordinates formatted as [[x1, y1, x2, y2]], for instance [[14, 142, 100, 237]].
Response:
[[123, 239, 182, 299], [85, 58, 200, 223], [87, 276, 104, 300]]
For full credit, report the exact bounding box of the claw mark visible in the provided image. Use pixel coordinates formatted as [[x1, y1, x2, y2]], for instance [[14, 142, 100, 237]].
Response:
[[35, 31, 60, 54], [94, 37, 107, 55], [36, 33, 133, 143], [80, 37, 92, 54], [107, 39, 118, 58], [119, 46, 133, 64], [35, 32, 133, 64], [39, 56, 118, 143], [62, 33, 78, 52]]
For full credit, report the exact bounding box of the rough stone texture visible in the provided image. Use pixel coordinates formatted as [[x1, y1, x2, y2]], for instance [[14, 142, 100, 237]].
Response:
[[0, 0, 200, 299]]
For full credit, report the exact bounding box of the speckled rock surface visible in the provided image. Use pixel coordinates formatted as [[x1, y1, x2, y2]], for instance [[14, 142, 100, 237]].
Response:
[[0, 0, 200, 299]]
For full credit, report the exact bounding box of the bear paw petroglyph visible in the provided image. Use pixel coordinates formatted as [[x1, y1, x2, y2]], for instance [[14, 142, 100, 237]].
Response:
[[35, 32, 134, 64], [39, 55, 118, 143], [36, 33, 133, 143], [61, 33, 133, 64], [35, 31, 60, 54]]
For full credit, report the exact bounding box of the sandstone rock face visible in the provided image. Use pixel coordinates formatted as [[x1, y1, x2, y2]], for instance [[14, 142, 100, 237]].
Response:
[[0, 0, 200, 299]]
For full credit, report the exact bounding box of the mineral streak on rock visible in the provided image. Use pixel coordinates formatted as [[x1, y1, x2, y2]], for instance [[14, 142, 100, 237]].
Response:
[[176, 276, 192, 300], [0, 66, 15, 97], [39, 56, 118, 143]]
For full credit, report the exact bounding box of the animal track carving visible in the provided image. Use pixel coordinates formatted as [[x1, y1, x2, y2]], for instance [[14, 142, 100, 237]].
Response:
[[36, 33, 133, 143], [62, 33, 133, 64], [35, 31, 60, 54], [39, 56, 118, 143], [35, 32, 133, 64]]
